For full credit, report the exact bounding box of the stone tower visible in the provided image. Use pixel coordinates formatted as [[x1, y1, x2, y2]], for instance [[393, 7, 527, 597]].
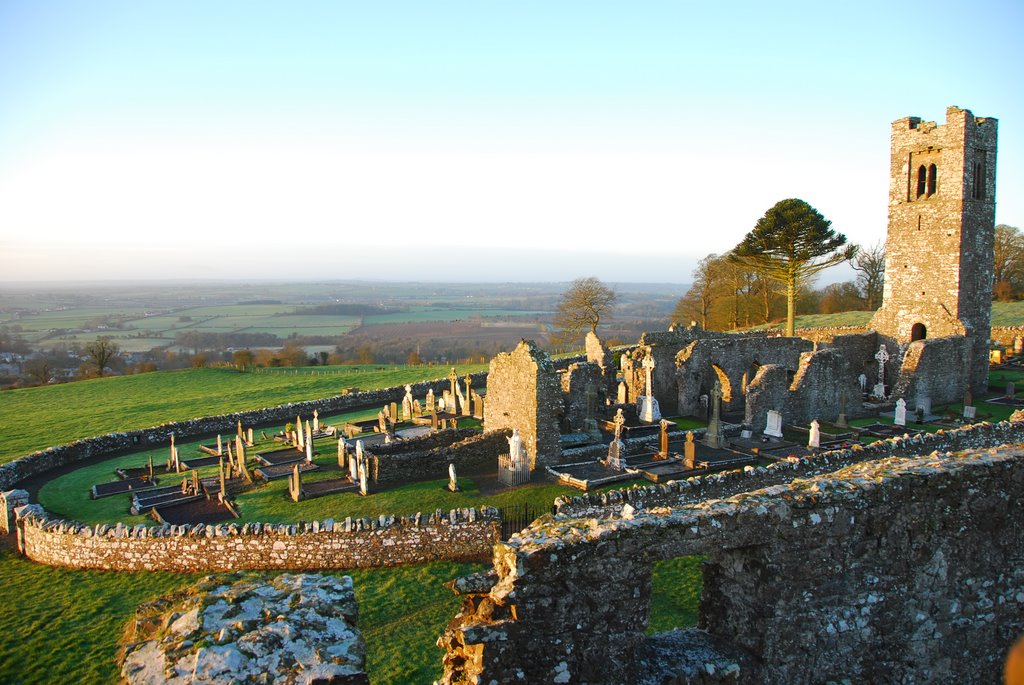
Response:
[[869, 106, 998, 393]]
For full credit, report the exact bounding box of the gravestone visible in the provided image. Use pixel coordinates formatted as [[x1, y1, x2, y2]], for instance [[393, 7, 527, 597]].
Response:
[[412, 399, 423, 416], [836, 390, 849, 428], [894, 398, 907, 426], [617, 381, 627, 404], [607, 409, 626, 471], [402, 385, 414, 421], [447, 463, 460, 492], [247, 427, 254, 447], [683, 431, 696, 469], [297, 416, 305, 449], [964, 405, 977, 419], [764, 410, 784, 438], [991, 349, 1004, 365], [703, 381, 725, 448], [349, 454, 358, 482], [808, 419, 820, 449], [637, 350, 662, 423], [426, 389, 435, 412], [431, 411, 439, 431], [658, 419, 671, 458], [390, 402, 399, 423], [1016, 336, 1023, 355], [313, 410, 320, 433], [216, 434, 223, 455], [305, 424, 313, 464], [358, 461, 368, 496], [337, 436, 347, 468], [858, 373, 868, 393], [289, 464, 302, 502], [916, 395, 932, 417], [463, 376, 474, 417], [1007, 382, 1016, 399]]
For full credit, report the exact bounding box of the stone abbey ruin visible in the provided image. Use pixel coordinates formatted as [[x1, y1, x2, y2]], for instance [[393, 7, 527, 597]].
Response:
[[1, 106, 1021, 683]]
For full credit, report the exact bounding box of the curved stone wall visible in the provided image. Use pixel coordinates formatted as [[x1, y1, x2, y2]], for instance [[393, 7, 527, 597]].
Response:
[[19, 506, 500, 572]]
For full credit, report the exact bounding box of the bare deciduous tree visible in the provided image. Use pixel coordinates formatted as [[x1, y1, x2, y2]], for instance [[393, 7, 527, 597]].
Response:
[[851, 241, 886, 310], [553, 276, 617, 346], [84, 337, 120, 377]]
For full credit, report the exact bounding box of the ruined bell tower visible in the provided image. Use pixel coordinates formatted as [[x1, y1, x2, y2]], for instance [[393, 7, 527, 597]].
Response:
[[869, 106, 998, 393]]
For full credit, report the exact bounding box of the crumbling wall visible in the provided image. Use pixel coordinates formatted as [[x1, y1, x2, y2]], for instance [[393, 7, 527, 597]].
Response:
[[19, 506, 500, 572], [676, 336, 812, 416], [560, 362, 603, 431], [367, 430, 509, 482], [891, 335, 969, 406], [744, 349, 865, 430], [438, 447, 1024, 684], [620, 327, 723, 413], [483, 340, 562, 465], [822, 330, 879, 378]]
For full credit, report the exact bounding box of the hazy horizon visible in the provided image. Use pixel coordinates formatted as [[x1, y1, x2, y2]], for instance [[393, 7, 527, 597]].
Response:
[[1, 2, 1020, 283]]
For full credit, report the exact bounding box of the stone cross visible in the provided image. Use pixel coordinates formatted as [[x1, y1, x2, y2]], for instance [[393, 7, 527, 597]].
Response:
[[874, 345, 890, 389], [894, 398, 907, 426], [703, 381, 724, 448], [448, 368, 460, 410], [402, 385, 413, 421], [613, 408, 626, 442], [836, 390, 849, 428], [808, 419, 821, 449], [642, 349, 656, 398]]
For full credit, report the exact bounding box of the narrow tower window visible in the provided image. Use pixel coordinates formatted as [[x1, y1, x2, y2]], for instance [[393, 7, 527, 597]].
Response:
[[927, 164, 937, 196], [973, 160, 985, 200], [916, 165, 927, 198]]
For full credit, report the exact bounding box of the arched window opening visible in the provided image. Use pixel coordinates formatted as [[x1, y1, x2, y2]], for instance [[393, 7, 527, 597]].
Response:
[[916, 165, 927, 198], [911, 323, 927, 342], [927, 164, 937, 197], [711, 365, 732, 404]]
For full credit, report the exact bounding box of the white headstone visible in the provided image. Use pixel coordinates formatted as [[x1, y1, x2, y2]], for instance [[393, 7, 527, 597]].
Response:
[[349, 454, 358, 481], [873, 383, 886, 399], [963, 405, 977, 419], [637, 395, 662, 423], [617, 381, 627, 404], [764, 410, 783, 438], [355, 439, 364, 460], [358, 461, 368, 496], [894, 398, 907, 426], [808, 420, 821, 449]]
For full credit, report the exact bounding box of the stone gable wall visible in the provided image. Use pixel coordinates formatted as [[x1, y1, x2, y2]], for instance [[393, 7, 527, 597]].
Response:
[[483, 341, 561, 465], [19, 506, 500, 572], [438, 447, 1024, 684]]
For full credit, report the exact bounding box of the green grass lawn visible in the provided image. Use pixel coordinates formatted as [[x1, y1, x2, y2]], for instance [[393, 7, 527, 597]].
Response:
[[0, 364, 486, 464]]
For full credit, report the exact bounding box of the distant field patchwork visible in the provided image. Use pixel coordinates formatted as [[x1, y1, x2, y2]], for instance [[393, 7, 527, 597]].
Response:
[[4, 302, 547, 351]]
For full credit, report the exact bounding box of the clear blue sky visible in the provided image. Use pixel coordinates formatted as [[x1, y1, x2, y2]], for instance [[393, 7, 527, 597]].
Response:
[[1, 1, 1021, 283]]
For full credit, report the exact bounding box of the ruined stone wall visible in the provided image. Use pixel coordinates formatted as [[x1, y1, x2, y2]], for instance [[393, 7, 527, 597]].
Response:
[[821, 330, 879, 377], [0, 371, 486, 491], [891, 335, 969, 406], [366, 431, 509, 483], [19, 506, 500, 572], [869, 106, 997, 393], [483, 341, 561, 465], [560, 362, 603, 431], [620, 328, 730, 413], [744, 349, 866, 431], [438, 447, 1024, 684], [675, 336, 812, 416]]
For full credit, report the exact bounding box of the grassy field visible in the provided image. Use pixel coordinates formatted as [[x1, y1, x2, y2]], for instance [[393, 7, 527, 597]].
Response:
[[0, 364, 486, 463]]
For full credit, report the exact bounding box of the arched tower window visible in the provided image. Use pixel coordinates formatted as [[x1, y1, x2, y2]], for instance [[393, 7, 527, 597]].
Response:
[[927, 164, 937, 196], [916, 165, 927, 198], [911, 323, 927, 342]]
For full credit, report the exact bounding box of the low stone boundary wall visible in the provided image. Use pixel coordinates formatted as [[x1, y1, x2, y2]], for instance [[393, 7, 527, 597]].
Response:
[[0, 370, 487, 491], [368, 431, 511, 483], [439, 447, 1024, 684], [554, 418, 1024, 518], [18, 506, 500, 572]]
